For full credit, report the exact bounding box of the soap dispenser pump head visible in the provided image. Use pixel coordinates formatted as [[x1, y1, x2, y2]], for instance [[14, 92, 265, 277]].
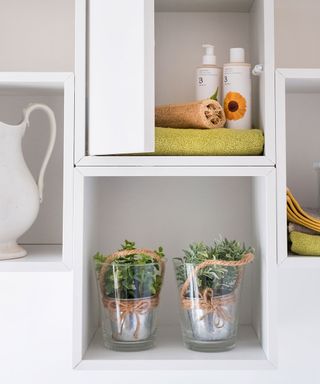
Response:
[[230, 47, 245, 63], [202, 44, 216, 65]]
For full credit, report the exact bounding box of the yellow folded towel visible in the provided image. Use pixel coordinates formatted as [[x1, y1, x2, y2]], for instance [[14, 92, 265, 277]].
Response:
[[287, 189, 320, 233], [290, 231, 320, 256], [150, 127, 264, 156], [155, 99, 226, 129]]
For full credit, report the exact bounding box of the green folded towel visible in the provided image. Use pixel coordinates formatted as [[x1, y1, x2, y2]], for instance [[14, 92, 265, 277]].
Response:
[[290, 231, 320, 256], [150, 128, 264, 156]]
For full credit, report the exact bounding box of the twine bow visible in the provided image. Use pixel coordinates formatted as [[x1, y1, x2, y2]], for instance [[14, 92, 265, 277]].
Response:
[[198, 288, 234, 327], [103, 296, 159, 339]]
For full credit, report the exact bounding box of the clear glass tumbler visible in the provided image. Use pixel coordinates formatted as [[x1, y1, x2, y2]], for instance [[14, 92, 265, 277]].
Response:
[[173, 259, 247, 352], [95, 260, 164, 351]]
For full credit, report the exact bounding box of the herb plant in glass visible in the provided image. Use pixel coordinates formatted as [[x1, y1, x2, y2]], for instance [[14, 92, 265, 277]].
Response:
[[173, 238, 254, 352], [93, 240, 165, 351]]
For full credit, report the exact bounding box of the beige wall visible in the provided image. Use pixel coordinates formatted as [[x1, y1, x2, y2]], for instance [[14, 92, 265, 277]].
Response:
[[0, 0, 319, 71], [275, 0, 320, 67], [0, 0, 74, 71]]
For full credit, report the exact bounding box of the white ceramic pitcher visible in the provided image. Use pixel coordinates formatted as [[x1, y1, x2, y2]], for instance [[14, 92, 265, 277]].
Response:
[[0, 103, 56, 260]]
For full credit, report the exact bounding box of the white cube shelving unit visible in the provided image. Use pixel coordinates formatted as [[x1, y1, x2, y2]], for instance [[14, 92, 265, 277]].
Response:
[[71, 0, 278, 371], [72, 167, 277, 370], [276, 68, 320, 267], [0, 72, 74, 272]]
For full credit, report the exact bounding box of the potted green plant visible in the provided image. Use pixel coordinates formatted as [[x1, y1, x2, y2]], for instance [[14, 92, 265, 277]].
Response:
[[173, 238, 254, 352], [94, 240, 165, 351]]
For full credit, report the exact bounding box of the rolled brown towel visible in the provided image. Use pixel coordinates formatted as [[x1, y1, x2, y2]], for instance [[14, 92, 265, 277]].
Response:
[[155, 99, 226, 129]]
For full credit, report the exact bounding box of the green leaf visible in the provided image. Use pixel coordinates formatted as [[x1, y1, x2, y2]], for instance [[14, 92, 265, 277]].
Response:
[[210, 87, 219, 101], [177, 238, 254, 297], [96, 240, 165, 299]]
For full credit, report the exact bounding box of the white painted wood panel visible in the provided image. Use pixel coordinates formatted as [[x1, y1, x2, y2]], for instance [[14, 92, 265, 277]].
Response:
[[87, 0, 154, 155], [250, 0, 275, 163]]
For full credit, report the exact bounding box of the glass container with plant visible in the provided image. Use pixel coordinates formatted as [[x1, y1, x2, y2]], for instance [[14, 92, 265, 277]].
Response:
[[93, 240, 165, 351], [173, 238, 254, 352]]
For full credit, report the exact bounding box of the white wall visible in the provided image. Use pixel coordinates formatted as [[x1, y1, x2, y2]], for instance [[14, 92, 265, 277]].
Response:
[[0, 1, 320, 383]]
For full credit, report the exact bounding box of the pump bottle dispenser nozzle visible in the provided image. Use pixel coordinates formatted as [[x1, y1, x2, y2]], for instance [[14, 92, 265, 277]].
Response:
[[202, 44, 216, 65]]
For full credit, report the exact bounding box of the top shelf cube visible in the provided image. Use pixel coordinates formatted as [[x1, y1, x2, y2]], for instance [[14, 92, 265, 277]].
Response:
[[76, 0, 275, 166]]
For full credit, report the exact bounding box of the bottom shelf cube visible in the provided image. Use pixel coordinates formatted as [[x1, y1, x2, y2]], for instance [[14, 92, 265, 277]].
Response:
[[73, 169, 277, 370]]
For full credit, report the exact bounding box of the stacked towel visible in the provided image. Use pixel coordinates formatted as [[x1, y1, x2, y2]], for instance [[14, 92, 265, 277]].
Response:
[[289, 231, 320, 256], [287, 188, 320, 256], [148, 127, 264, 156]]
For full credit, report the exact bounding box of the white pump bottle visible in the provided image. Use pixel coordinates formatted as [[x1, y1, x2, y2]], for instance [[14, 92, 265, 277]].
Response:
[[223, 48, 252, 129], [196, 44, 222, 103]]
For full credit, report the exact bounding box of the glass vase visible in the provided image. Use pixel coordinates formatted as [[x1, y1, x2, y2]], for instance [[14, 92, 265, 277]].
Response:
[[94, 251, 165, 352], [173, 254, 253, 352]]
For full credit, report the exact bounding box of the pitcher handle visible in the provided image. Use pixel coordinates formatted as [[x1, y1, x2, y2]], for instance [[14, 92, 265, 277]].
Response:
[[23, 103, 57, 203]]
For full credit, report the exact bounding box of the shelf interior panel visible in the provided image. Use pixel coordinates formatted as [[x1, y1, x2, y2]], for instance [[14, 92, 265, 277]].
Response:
[[0, 91, 64, 245], [155, 0, 254, 13], [80, 325, 269, 370], [286, 77, 320, 94]]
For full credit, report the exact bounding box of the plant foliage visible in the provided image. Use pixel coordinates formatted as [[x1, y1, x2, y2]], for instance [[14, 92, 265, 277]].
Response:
[[174, 238, 254, 298], [94, 240, 165, 299]]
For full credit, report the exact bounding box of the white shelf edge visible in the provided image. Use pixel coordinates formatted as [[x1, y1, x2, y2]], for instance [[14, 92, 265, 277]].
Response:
[[277, 68, 320, 79], [75, 166, 274, 178], [280, 254, 320, 269], [76, 156, 275, 168], [276, 68, 320, 93], [76, 325, 274, 371], [0, 244, 69, 272]]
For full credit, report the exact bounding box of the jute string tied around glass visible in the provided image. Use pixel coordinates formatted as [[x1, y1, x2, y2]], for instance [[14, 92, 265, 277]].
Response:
[[99, 249, 165, 339], [180, 253, 255, 327]]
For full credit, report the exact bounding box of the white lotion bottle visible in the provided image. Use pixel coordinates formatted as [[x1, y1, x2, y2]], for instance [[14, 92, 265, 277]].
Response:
[[196, 44, 222, 104], [223, 48, 251, 129]]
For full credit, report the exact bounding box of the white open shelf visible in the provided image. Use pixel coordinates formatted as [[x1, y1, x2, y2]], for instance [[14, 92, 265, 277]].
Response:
[[77, 156, 274, 167], [75, 0, 275, 165], [0, 73, 74, 272], [277, 69, 320, 265], [0, 245, 66, 272], [80, 325, 270, 370], [72, 166, 277, 370]]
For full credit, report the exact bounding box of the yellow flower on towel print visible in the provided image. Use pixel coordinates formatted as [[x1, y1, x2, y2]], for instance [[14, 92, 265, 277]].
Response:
[[224, 92, 247, 120]]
